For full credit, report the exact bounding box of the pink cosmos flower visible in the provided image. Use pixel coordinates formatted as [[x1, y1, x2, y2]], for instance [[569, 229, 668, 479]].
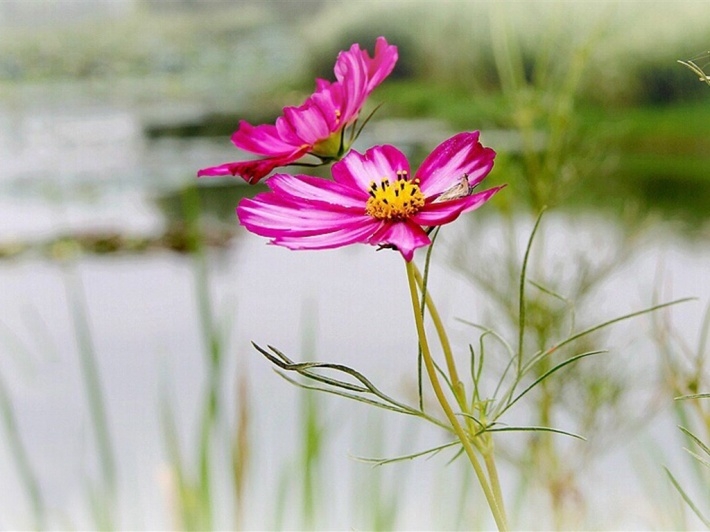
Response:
[[198, 37, 398, 184], [237, 132, 503, 261]]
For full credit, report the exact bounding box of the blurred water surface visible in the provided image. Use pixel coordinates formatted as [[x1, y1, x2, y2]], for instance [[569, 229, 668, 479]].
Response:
[[1, 1, 709, 529]]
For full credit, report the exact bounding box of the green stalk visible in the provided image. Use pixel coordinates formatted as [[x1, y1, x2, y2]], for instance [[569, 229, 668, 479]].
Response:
[[405, 261, 507, 531], [411, 264, 467, 412], [482, 439, 506, 528]]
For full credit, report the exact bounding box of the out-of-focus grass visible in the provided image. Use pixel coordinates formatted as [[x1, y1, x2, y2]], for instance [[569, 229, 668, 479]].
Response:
[[375, 80, 710, 228]]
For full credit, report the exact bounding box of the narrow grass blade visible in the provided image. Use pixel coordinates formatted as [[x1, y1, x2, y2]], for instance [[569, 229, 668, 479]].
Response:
[[499, 350, 606, 417], [0, 372, 45, 529], [676, 393, 710, 401], [679, 426, 710, 458], [63, 267, 116, 528], [353, 440, 459, 466], [482, 425, 586, 441], [516, 209, 547, 375], [256, 344, 449, 429], [522, 298, 694, 375], [664, 466, 710, 528]]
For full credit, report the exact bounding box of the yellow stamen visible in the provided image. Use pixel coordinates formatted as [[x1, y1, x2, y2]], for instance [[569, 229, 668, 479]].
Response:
[[365, 170, 425, 220]]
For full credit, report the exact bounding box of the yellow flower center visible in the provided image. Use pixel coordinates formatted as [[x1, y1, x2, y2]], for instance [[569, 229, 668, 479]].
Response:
[[365, 170, 425, 220]]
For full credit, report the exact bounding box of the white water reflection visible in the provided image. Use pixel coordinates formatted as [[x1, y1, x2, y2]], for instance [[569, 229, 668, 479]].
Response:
[[0, 211, 708, 529]]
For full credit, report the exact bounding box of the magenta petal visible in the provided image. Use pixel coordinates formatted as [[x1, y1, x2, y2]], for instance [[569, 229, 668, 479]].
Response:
[[230, 121, 299, 155], [197, 148, 307, 184], [271, 218, 380, 251], [267, 174, 368, 208], [364, 37, 399, 92], [417, 132, 496, 196], [310, 83, 345, 130], [238, 191, 369, 238], [333, 37, 398, 123], [277, 102, 331, 146], [368, 221, 431, 262], [332, 145, 410, 192], [333, 46, 368, 124]]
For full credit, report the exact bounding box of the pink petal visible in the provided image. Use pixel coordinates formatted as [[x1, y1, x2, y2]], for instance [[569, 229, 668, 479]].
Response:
[[230, 121, 300, 155], [365, 37, 399, 91], [197, 148, 308, 184], [276, 101, 332, 146], [333, 45, 369, 124], [332, 145, 410, 192], [333, 37, 398, 124], [411, 186, 504, 226], [238, 192, 370, 237], [267, 174, 367, 209], [271, 219, 381, 251], [310, 82, 345, 131], [368, 221, 431, 262], [416, 132, 496, 196]]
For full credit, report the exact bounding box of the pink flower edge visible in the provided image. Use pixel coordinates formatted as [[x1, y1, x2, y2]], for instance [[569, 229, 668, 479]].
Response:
[[198, 37, 398, 184], [237, 132, 503, 261]]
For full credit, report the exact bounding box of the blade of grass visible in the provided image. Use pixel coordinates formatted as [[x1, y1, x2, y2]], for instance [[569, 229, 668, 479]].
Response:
[[678, 426, 710, 458], [63, 265, 116, 529], [664, 466, 710, 528], [497, 350, 606, 418], [353, 440, 459, 466], [0, 371, 45, 530]]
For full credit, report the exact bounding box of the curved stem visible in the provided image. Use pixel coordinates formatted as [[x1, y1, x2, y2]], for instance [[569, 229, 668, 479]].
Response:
[[406, 261, 508, 531], [412, 263, 467, 411]]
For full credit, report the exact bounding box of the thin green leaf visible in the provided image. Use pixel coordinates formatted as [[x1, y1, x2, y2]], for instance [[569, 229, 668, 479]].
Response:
[[352, 102, 385, 144], [499, 350, 606, 417], [679, 426, 710, 458], [527, 279, 569, 303], [664, 466, 710, 528], [676, 393, 710, 401], [445, 446, 465, 466], [275, 371, 416, 417], [483, 425, 587, 441], [353, 440, 459, 466], [0, 372, 45, 529], [456, 411, 486, 430], [523, 298, 694, 375], [254, 343, 368, 393], [256, 343, 450, 430], [683, 448, 710, 470], [528, 278, 576, 332], [457, 321, 517, 405], [517, 208, 547, 374]]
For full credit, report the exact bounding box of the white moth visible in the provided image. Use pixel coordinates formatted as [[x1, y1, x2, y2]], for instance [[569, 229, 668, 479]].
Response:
[[434, 174, 473, 203]]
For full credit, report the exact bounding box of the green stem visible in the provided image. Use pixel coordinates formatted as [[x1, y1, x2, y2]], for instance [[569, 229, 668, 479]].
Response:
[[482, 437, 507, 526], [405, 261, 508, 531], [412, 264, 467, 411]]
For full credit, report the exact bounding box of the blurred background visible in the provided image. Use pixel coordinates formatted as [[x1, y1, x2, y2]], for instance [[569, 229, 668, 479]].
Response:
[[0, 0, 709, 529]]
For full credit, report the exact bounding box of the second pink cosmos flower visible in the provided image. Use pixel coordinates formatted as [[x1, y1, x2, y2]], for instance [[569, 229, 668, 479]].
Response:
[[198, 37, 398, 184], [237, 131, 503, 261]]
